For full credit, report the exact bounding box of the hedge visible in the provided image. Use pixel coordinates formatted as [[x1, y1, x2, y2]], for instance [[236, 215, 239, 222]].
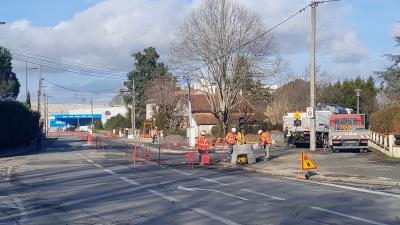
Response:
[[369, 106, 400, 134], [0, 101, 40, 149]]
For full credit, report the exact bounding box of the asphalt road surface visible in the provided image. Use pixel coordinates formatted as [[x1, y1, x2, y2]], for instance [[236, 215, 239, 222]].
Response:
[[1, 136, 399, 225]]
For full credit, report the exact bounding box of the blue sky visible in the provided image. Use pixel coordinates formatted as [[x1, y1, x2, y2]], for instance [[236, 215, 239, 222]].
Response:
[[0, 0, 100, 27], [0, 0, 399, 103]]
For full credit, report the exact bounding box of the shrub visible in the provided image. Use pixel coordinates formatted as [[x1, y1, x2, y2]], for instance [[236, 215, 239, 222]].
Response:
[[370, 106, 400, 134], [104, 114, 130, 130], [0, 101, 40, 149], [93, 120, 103, 130]]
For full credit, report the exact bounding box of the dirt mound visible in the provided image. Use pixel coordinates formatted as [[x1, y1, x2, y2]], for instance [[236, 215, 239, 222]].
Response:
[[159, 135, 186, 145]]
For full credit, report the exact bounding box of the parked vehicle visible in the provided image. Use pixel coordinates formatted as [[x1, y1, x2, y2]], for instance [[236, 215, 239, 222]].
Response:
[[283, 105, 351, 148], [328, 114, 369, 152]]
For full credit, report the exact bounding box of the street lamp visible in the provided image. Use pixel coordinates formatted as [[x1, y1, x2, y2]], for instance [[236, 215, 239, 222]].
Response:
[[355, 89, 362, 114], [26, 63, 38, 102]]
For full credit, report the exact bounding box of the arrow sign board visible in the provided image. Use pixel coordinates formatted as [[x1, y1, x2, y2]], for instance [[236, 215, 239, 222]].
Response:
[[301, 151, 318, 171]]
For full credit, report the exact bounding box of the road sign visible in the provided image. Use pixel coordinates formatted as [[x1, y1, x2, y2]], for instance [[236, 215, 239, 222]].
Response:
[[294, 111, 301, 120], [306, 107, 314, 118], [343, 124, 351, 132], [301, 151, 318, 170]]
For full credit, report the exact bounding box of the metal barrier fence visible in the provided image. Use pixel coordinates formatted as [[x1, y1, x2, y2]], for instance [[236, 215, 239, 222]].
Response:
[[128, 143, 229, 170]]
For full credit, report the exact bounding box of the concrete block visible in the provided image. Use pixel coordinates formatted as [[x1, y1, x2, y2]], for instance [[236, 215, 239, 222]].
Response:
[[231, 144, 256, 164]]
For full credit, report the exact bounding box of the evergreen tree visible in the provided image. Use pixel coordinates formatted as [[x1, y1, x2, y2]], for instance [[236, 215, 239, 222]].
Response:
[[0, 47, 20, 100], [124, 47, 167, 126]]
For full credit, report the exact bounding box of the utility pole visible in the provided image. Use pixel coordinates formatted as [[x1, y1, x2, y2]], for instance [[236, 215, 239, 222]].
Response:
[[309, 1, 317, 151], [43, 91, 47, 136], [46, 92, 49, 136], [355, 89, 362, 114], [37, 65, 43, 113], [91, 97, 94, 132], [25, 61, 28, 101], [131, 77, 136, 139]]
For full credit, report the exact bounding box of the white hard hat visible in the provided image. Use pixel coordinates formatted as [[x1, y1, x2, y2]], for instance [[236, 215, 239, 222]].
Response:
[[258, 130, 263, 135], [231, 128, 237, 133], [201, 130, 206, 135]]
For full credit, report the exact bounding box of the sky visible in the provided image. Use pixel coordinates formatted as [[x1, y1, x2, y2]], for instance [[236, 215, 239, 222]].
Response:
[[0, 0, 399, 104]]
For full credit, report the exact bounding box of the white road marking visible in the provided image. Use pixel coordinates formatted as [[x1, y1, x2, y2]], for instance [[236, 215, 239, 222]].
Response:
[[93, 163, 103, 168], [177, 185, 248, 202], [85, 159, 94, 163], [310, 207, 389, 225], [103, 169, 116, 175], [191, 208, 241, 225], [5, 166, 12, 181], [119, 176, 140, 185], [170, 169, 192, 176], [240, 189, 286, 201], [199, 177, 228, 186], [13, 197, 27, 223], [287, 178, 400, 199], [147, 189, 179, 202]]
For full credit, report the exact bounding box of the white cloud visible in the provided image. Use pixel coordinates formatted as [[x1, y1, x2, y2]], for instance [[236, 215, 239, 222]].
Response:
[[393, 23, 400, 37], [0, 0, 372, 102], [10, 19, 30, 30]]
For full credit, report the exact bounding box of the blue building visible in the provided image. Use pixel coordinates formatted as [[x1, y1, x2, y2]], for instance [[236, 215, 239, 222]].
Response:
[[49, 114, 102, 128]]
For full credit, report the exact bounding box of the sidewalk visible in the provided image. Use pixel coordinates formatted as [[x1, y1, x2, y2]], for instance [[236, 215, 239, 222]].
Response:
[[239, 148, 400, 187]]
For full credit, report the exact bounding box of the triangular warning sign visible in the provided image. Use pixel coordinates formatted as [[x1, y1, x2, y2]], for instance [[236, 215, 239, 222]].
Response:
[[301, 151, 318, 171]]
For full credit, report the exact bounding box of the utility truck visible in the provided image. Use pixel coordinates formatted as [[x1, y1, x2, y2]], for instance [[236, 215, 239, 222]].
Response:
[[328, 114, 369, 152], [283, 105, 350, 147]]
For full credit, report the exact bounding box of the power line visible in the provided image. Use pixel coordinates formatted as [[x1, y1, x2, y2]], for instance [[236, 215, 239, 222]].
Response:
[[42, 77, 122, 94], [12, 56, 126, 80], [181, 3, 313, 77], [8, 47, 129, 74]]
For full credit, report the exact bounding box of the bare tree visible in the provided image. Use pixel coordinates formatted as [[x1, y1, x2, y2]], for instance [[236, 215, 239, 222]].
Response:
[[171, 0, 280, 134], [144, 75, 184, 131]]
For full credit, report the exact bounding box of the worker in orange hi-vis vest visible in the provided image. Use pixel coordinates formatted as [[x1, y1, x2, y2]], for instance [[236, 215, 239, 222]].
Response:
[[258, 130, 272, 161], [197, 131, 209, 163], [226, 128, 237, 155]]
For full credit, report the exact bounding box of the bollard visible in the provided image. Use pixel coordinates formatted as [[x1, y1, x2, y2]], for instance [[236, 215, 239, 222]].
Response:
[[158, 146, 161, 167], [133, 145, 137, 166], [219, 149, 223, 171], [138, 146, 141, 166]]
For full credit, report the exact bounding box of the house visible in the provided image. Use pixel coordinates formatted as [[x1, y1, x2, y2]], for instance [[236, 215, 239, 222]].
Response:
[[145, 82, 256, 137], [189, 94, 255, 137]]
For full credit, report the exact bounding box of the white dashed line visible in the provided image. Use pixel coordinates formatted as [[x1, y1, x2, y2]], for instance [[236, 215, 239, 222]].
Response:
[[177, 186, 248, 202], [310, 207, 389, 225], [85, 159, 94, 163], [191, 208, 241, 225], [147, 189, 180, 202], [240, 189, 286, 201], [5, 166, 12, 181], [170, 169, 192, 176], [199, 177, 228, 186], [93, 163, 103, 168], [103, 169, 116, 175], [119, 176, 140, 185]]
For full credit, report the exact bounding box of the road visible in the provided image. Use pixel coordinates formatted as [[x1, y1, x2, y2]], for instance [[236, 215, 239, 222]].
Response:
[[1, 136, 399, 225]]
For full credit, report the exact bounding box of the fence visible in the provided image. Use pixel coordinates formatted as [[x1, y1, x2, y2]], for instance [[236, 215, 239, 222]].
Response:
[[369, 131, 400, 158], [125, 143, 230, 171]]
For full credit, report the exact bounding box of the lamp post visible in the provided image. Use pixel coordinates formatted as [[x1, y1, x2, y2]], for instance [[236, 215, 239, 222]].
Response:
[[25, 62, 38, 102], [355, 89, 362, 114]]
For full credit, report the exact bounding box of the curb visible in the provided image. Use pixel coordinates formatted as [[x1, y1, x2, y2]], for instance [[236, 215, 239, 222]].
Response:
[[228, 163, 400, 188]]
